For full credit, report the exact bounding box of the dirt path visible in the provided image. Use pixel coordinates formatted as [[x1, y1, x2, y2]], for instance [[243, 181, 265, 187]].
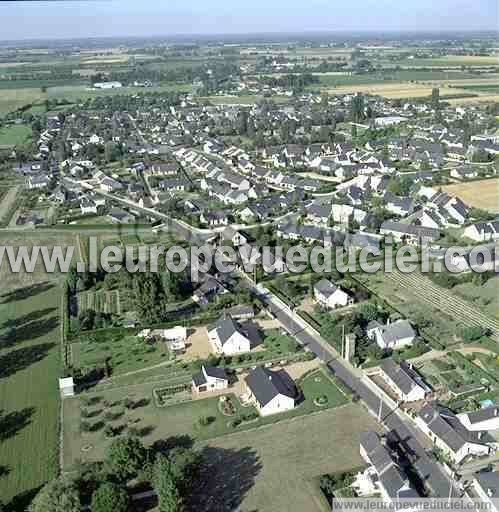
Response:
[[408, 345, 498, 364]]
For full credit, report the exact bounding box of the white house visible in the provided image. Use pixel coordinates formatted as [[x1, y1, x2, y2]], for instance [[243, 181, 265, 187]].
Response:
[[367, 319, 416, 350], [463, 222, 499, 242], [208, 315, 252, 355], [416, 402, 494, 464], [26, 174, 50, 189], [192, 365, 229, 393], [220, 226, 248, 247], [458, 406, 499, 432], [314, 279, 354, 309], [244, 366, 297, 417], [377, 359, 430, 402]]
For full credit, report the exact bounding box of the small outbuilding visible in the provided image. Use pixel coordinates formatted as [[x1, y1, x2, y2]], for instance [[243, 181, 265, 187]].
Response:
[[59, 377, 75, 398]]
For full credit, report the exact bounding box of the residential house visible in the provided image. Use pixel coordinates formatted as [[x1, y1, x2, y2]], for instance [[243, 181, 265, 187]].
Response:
[[26, 173, 50, 189], [458, 406, 499, 432], [208, 315, 258, 355], [416, 402, 495, 464], [367, 319, 416, 351], [220, 226, 248, 247], [380, 221, 441, 245], [360, 431, 419, 502], [244, 366, 297, 417], [314, 279, 354, 309], [377, 359, 430, 402], [450, 165, 479, 180], [200, 210, 229, 226], [107, 209, 135, 224], [463, 221, 499, 242], [192, 365, 229, 393]]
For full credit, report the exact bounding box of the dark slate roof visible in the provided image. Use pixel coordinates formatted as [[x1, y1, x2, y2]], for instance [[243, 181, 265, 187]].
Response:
[[192, 365, 228, 386], [380, 221, 441, 240], [209, 315, 241, 345], [379, 359, 419, 395], [314, 278, 338, 298], [418, 402, 495, 453], [204, 366, 228, 380], [464, 406, 499, 425], [360, 431, 418, 499], [245, 367, 297, 407], [474, 472, 499, 498]]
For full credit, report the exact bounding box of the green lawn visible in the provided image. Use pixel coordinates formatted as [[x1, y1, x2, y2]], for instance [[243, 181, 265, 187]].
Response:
[[0, 284, 61, 504], [452, 277, 499, 320], [0, 124, 32, 146], [71, 331, 171, 377], [63, 368, 348, 469]]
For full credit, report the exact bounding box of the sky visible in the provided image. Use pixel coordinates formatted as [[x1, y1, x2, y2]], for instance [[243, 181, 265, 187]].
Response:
[[0, 0, 498, 41]]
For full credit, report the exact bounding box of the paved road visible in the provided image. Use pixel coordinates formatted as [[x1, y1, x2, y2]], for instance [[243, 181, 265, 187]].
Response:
[[241, 274, 460, 499]]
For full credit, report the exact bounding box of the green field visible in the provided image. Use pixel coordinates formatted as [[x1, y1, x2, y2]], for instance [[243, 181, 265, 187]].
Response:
[[0, 284, 61, 504], [46, 83, 194, 102], [314, 70, 483, 87], [455, 84, 499, 93], [0, 124, 32, 146], [452, 277, 499, 320], [398, 55, 499, 67]]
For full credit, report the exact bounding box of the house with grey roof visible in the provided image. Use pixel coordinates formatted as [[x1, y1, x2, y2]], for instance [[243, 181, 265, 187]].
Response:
[[472, 472, 499, 512], [458, 406, 499, 432], [192, 365, 229, 394], [314, 278, 354, 309], [208, 314, 260, 356], [380, 221, 441, 245], [367, 319, 416, 351], [360, 431, 419, 502], [244, 366, 297, 417], [463, 221, 499, 242], [377, 359, 430, 402], [415, 402, 494, 464]]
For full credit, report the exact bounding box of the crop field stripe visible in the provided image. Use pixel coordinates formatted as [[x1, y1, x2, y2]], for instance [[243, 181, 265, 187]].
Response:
[[384, 270, 499, 335]]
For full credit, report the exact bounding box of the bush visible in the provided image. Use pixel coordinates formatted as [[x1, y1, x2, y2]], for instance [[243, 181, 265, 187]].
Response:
[[461, 326, 489, 342], [80, 420, 91, 432], [198, 415, 215, 427]]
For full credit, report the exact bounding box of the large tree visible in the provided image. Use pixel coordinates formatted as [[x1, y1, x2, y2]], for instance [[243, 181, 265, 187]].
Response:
[[153, 455, 181, 512], [29, 477, 81, 512], [91, 483, 128, 512], [106, 436, 148, 482]]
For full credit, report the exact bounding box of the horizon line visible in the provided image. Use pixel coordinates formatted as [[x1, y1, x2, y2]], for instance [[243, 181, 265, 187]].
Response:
[[1, 28, 498, 44]]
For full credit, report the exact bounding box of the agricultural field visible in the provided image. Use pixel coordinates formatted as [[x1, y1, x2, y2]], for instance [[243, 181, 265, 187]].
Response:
[[442, 178, 499, 213], [62, 368, 348, 471], [0, 233, 77, 503], [321, 81, 474, 100], [452, 277, 499, 320], [191, 403, 382, 512], [396, 55, 499, 68], [0, 124, 32, 146], [354, 268, 499, 347], [0, 87, 46, 115]]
